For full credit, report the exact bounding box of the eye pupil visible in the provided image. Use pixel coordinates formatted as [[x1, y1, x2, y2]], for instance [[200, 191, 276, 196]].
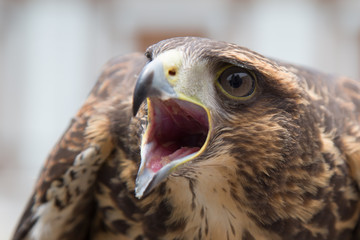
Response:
[[228, 73, 243, 88], [217, 66, 256, 99]]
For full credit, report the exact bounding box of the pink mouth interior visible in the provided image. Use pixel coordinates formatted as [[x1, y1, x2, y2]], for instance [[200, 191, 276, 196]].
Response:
[[145, 98, 209, 172]]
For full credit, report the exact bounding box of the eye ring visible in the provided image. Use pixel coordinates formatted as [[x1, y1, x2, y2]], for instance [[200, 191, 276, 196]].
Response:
[[216, 65, 257, 100]]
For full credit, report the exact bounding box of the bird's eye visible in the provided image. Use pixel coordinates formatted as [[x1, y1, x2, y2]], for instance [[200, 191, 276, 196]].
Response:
[[216, 66, 256, 100]]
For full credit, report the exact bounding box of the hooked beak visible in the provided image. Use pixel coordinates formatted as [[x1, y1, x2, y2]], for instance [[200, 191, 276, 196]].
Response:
[[132, 54, 211, 199], [132, 59, 177, 116]]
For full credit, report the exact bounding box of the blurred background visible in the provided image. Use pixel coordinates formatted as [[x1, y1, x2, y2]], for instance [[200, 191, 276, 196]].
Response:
[[1, 0, 360, 238]]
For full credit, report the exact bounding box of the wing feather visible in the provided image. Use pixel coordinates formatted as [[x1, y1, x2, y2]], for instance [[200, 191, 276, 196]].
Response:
[[13, 53, 147, 240], [336, 77, 360, 186]]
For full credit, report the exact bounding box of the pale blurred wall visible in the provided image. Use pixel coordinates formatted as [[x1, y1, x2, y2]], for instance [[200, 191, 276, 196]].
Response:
[[0, 0, 359, 238]]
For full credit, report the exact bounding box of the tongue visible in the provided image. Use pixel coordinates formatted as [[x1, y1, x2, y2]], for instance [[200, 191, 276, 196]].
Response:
[[148, 146, 200, 172]]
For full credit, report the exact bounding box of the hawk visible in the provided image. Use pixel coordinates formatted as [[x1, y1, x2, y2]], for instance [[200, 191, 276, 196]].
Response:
[[13, 37, 360, 240]]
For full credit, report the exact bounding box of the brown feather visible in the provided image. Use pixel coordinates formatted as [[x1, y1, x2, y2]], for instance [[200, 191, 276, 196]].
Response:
[[12, 53, 147, 240], [13, 37, 360, 240]]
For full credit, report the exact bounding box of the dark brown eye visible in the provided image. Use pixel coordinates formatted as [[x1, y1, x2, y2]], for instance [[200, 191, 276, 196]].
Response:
[[217, 66, 256, 99]]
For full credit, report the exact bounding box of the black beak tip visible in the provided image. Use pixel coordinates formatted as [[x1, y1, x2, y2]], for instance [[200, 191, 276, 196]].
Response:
[[132, 69, 155, 116], [132, 87, 146, 116], [132, 101, 140, 117]]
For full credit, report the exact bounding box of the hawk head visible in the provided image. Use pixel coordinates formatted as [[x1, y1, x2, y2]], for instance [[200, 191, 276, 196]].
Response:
[[131, 37, 360, 239], [133, 37, 306, 199]]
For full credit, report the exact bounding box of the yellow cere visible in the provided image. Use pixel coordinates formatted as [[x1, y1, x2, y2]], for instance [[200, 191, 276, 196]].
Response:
[[157, 49, 183, 86]]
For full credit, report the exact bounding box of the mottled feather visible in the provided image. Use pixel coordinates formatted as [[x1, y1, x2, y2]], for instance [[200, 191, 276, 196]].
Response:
[[13, 53, 147, 240], [13, 37, 360, 240]]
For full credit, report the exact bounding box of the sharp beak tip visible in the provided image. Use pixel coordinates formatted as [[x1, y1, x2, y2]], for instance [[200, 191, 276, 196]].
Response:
[[132, 65, 155, 117], [134, 167, 154, 199], [135, 180, 154, 199], [134, 189, 143, 199], [132, 100, 141, 117]]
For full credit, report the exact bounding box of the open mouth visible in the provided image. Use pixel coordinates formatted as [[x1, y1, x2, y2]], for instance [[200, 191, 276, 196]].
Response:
[[142, 98, 210, 173]]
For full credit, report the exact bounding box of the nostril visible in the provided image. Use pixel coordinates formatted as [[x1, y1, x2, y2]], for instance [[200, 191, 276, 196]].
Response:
[[168, 69, 176, 76]]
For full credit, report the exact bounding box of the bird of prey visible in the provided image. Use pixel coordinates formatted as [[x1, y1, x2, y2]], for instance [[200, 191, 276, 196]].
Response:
[[13, 37, 360, 240]]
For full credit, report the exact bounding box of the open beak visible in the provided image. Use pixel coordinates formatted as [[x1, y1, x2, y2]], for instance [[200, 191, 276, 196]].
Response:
[[132, 56, 211, 199]]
